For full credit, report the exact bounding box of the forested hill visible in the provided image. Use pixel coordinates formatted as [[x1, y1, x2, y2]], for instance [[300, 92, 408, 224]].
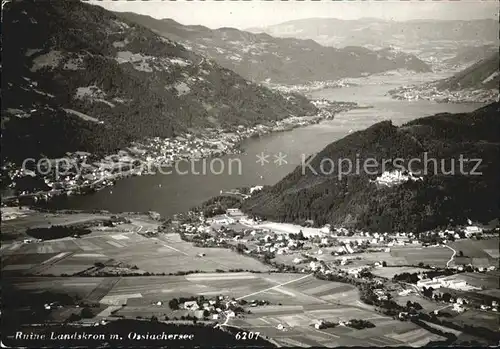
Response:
[[242, 103, 500, 233], [1, 0, 316, 164], [436, 52, 500, 91], [444, 45, 498, 67], [116, 12, 431, 84]]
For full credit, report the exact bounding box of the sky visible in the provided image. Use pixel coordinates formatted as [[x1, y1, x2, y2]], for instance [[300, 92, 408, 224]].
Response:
[[91, 0, 499, 30]]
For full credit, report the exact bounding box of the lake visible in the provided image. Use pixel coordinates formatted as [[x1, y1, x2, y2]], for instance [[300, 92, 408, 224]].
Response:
[[46, 73, 486, 217]]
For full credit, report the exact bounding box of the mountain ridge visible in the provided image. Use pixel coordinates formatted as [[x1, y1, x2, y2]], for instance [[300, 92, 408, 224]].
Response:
[[1, 0, 317, 164], [247, 18, 499, 56], [115, 12, 432, 84]]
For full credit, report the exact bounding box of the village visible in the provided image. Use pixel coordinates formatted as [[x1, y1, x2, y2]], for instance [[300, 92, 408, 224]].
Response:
[[169, 203, 499, 325], [263, 79, 356, 94], [2, 202, 498, 346], [2, 99, 354, 204], [389, 83, 499, 104]]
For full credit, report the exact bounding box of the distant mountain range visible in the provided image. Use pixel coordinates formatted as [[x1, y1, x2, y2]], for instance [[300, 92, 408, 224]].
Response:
[[1, 0, 316, 164], [115, 12, 431, 84], [248, 18, 499, 51], [242, 103, 500, 233]]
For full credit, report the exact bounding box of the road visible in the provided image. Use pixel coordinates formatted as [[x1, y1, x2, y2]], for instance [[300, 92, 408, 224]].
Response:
[[235, 273, 312, 300], [444, 245, 457, 267]]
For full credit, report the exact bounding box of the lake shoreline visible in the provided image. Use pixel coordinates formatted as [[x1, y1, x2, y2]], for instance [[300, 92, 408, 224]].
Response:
[[2, 100, 359, 207]]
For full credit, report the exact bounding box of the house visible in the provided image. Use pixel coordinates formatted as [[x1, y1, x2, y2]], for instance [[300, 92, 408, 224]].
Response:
[[465, 226, 482, 234], [374, 289, 388, 301], [293, 257, 304, 264], [314, 320, 325, 329], [183, 301, 200, 311], [309, 261, 320, 271], [320, 225, 331, 234], [398, 289, 412, 296], [453, 304, 465, 313], [276, 324, 284, 330], [212, 314, 219, 320], [226, 208, 241, 215], [416, 278, 442, 289]]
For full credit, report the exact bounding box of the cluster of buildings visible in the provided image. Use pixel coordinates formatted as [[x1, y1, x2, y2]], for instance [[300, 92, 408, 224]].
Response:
[[180, 295, 243, 320], [390, 84, 498, 104], [416, 275, 472, 291], [371, 170, 423, 188], [264, 79, 354, 94], [4, 99, 354, 202]]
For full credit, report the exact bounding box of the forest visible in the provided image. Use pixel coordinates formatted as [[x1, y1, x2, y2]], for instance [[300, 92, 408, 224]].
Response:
[[242, 103, 500, 232]]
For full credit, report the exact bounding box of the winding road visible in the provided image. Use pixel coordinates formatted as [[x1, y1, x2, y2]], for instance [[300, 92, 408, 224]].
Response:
[[444, 245, 457, 267]]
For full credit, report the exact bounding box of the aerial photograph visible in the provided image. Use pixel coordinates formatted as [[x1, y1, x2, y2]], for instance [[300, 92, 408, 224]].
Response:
[[1, 0, 499, 347]]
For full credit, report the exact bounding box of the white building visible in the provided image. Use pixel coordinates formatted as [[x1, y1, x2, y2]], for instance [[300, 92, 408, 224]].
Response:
[[416, 278, 442, 289], [309, 261, 320, 271]]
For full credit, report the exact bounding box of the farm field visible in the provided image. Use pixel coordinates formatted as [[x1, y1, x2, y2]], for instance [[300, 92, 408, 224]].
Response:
[[1, 211, 111, 242], [233, 309, 445, 347], [393, 294, 443, 312], [372, 266, 428, 279], [1, 213, 270, 276], [4, 270, 452, 347], [448, 238, 499, 267], [452, 309, 500, 332], [390, 246, 453, 267], [455, 271, 500, 289]]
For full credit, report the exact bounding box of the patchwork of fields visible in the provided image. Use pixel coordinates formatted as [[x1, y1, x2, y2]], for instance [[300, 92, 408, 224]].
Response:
[[1, 215, 270, 276], [3, 212, 496, 347], [449, 238, 500, 267], [5, 273, 446, 347]]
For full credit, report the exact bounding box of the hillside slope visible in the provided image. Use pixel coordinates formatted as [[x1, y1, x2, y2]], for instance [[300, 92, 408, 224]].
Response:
[[1, 0, 316, 163], [444, 45, 499, 67], [116, 13, 431, 84], [242, 103, 500, 233], [437, 53, 500, 91], [388, 52, 499, 103]]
